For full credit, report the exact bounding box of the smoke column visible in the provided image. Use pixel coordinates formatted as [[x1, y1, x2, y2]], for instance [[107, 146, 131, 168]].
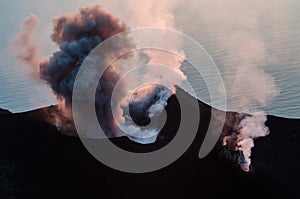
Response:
[[222, 112, 270, 167], [41, 5, 133, 138], [98, 0, 186, 143], [218, 10, 278, 170], [9, 14, 41, 71], [181, 0, 280, 169], [11, 4, 186, 143], [237, 112, 270, 165]]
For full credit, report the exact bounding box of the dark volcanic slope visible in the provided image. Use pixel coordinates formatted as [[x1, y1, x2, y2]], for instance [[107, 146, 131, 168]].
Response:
[[0, 88, 299, 199]]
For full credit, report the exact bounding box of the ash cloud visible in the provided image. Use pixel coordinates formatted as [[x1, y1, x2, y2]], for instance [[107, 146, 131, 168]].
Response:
[[39, 5, 131, 137], [10, 2, 280, 171], [12, 4, 186, 144]]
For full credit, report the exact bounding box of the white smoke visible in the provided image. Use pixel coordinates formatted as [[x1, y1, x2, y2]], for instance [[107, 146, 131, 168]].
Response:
[[9, 14, 41, 71], [237, 112, 270, 165], [101, 0, 186, 143], [11, 3, 186, 144], [182, 0, 280, 168]]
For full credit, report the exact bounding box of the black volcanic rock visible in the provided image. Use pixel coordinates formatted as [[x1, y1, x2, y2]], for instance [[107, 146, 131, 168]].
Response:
[[0, 108, 11, 115], [0, 88, 299, 199]]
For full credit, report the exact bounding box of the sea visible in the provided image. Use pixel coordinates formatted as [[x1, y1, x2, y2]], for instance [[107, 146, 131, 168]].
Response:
[[0, 0, 299, 119]]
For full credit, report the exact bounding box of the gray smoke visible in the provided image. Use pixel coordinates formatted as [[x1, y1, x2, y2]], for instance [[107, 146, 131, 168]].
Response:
[[12, 5, 184, 143], [38, 5, 134, 137]]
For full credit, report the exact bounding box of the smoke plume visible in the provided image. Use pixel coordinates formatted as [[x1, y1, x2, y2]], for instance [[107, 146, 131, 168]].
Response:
[[12, 4, 186, 144], [182, 0, 280, 168], [39, 5, 132, 138], [9, 14, 41, 70], [222, 112, 270, 166]]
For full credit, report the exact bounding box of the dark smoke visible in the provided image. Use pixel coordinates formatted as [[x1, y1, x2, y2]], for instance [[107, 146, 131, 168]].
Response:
[[37, 5, 171, 142], [39, 5, 132, 137], [11, 5, 180, 143]]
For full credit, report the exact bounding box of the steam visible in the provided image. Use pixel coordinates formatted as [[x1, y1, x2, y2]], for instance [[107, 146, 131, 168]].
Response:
[[11, 4, 185, 144], [238, 112, 270, 165], [118, 85, 173, 144], [97, 0, 181, 28], [224, 32, 279, 108], [220, 27, 277, 170], [9, 14, 41, 70], [185, 0, 280, 168], [222, 112, 269, 166], [220, 32, 277, 169], [11, 2, 275, 167], [104, 0, 186, 143]]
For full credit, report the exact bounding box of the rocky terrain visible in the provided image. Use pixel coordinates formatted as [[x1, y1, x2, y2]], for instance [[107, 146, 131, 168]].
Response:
[[0, 88, 299, 198]]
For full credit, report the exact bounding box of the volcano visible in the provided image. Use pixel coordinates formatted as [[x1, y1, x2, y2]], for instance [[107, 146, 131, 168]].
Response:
[[0, 88, 299, 199]]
